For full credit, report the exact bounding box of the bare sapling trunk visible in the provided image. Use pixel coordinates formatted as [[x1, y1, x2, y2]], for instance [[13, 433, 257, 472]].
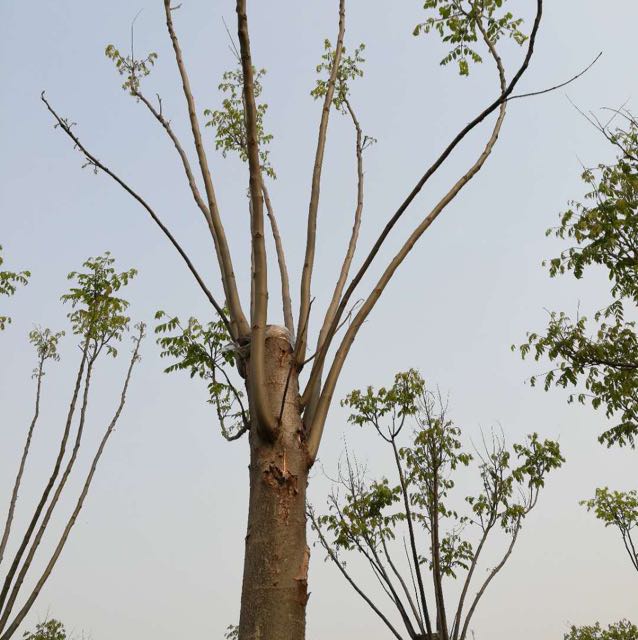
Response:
[[239, 326, 309, 640]]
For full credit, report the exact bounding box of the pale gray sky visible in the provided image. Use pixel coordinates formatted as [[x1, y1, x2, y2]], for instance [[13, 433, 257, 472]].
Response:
[[1, 1, 637, 638]]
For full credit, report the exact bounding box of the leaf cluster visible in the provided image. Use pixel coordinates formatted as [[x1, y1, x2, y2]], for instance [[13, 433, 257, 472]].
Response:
[[28, 327, 64, 376], [564, 620, 638, 640], [105, 44, 158, 95], [547, 122, 638, 302], [582, 487, 638, 532], [318, 473, 404, 553], [0, 245, 31, 331], [61, 252, 136, 358], [414, 0, 527, 76], [204, 66, 275, 179], [311, 40, 366, 113], [224, 625, 239, 640], [342, 368, 425, 437], [23, 620, 67, 640], [154, 311, 248, 440]]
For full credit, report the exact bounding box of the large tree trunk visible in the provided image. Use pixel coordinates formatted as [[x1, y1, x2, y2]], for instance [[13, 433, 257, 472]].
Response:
[[238, 326, 309, 640]]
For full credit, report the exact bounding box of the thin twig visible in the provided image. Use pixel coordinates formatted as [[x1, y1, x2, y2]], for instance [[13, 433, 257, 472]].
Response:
[[297, 0, 347, 365], [40, 92, 233, 339], [507, 52, 602, 102], [0, 357, 46, 567]]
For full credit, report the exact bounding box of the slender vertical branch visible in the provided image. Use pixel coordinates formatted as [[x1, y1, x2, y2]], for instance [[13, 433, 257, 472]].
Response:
[[0, 326, 144, 640], [430, 455, 448, 640], [452, 522, 494, 640], [302, 97, 365, 415], [133, 90, 211, 229], [236, 0, 278, 441], [309, 510, 405, 640], [458, 525, 520, 640], [622, 532, 638, 572], [0, 354, 96, 629], [163, 1, 249, 340], [390, 438, 435, 638], [381, 536, 425, 635], [0, 343, 89, 617], [262, 183, 295, 337], [296, 0, 347, 365], [0, 357, 46, 568]]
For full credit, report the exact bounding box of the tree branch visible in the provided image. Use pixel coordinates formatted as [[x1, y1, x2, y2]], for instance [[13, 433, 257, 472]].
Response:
[[0, 340, 89, 618], [163, 0, 249, 340], [0, 356, 46, 568], [302, 96, 365, 416], [381, 536, 426, 635], [0, 353, 97, 629], [302, 0, 544, 404], [0, 326, 145, 640], [309, 508, 405, 640], [506, 51, 602, 102], [134, 89, 211, 224], [236, 0, 278, 442], [307, 56, 512, 465], [452, 523, 494, 640], [459, 525, 520, 640], [41, 92, 233, 339], [390, 438, 435, 638], [296, 0, 347, 365], [263, 183, 295, 337]]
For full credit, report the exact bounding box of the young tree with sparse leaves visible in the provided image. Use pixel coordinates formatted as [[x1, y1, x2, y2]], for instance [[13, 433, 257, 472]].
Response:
[[0, 254, 144, 640], [41, 1, 596, 638], [310, 370, 563, 640]]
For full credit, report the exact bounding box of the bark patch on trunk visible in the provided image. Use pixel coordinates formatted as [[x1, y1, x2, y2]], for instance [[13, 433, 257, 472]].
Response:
[[295, 545, 310, 606], [263, 464, 298, 524]]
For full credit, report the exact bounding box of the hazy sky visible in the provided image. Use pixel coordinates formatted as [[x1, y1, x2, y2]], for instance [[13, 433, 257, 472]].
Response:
[[1, 1, 637, 638]]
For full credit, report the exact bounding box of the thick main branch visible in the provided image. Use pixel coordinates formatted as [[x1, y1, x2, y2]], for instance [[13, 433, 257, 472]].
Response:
[[236, 0, 277, 441], [164, 0, 249, 340]]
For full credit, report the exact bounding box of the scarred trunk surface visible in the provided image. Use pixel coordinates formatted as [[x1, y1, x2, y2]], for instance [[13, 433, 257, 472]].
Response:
[[238, 326, 309, 640]]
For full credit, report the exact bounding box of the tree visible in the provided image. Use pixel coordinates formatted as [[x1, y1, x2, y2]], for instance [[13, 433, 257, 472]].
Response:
[[0, 246, 30, 332], [564, 620, 638, 640], [41, 1, 594, 638], [310, 369, 563, 640], [0, 254, 144, 639], [518, 110, 638, 448], [517, 109, 638, 553], [22, 620, 66, 640], [517, 110, 637, 634]]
